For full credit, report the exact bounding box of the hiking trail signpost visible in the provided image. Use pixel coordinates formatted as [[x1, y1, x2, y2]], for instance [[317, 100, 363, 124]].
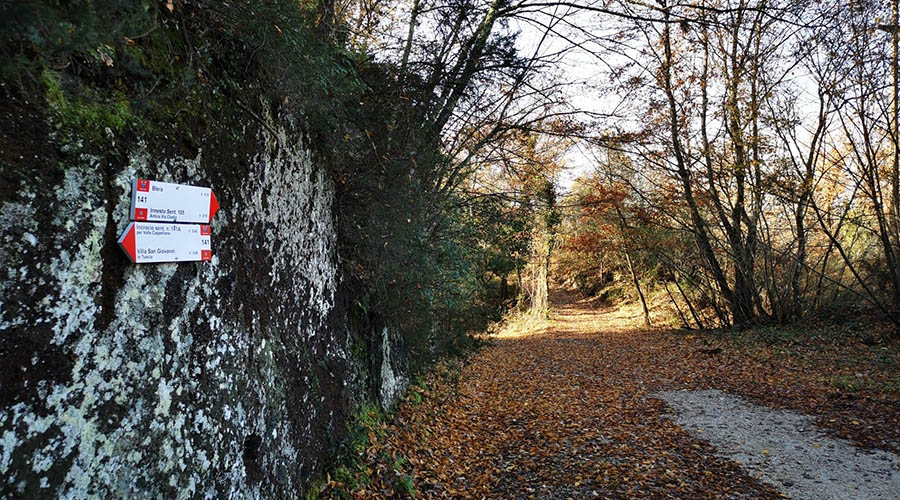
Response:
[[131, 178, 219, 223], [118, 222, 213, 263], [118, 179, 218, 264]]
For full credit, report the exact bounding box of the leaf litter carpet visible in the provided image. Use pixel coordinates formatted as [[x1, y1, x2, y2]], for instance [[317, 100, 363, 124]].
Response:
[[332, 289, 900, 499]]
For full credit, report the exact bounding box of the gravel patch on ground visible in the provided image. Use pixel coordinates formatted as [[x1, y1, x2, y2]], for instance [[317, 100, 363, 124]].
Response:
[[654, 389, 900, 500]]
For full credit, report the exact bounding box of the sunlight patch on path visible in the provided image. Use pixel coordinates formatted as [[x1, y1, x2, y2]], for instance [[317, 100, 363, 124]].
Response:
[[493, 316, 548, 339], [493, 288, 652, 341], [655, 389, 900, 500]]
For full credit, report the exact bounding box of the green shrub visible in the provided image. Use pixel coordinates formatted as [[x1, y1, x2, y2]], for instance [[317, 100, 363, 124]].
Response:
[[830, 374, 865, 392], [394, 474, 416, 496]]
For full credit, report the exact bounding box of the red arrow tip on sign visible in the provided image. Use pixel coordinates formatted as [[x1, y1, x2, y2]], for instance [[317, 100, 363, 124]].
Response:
[[118, 223, 137, 263], [209, 191, 219, 221]]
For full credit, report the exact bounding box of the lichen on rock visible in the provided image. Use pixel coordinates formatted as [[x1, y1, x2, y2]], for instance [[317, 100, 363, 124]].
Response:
[[379, 327, 409, 410], [0, 111, 392, 498]]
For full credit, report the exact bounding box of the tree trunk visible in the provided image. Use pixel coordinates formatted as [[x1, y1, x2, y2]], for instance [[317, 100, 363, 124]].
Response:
[[659, 6, 737, 324], [531, 233, 552, 319], [399, 0, 421, 78], [891, 0, 900, 257], [674, 272, 705, 329], [427, 0, 505, 136], [663, 281, 689, 329], [624, 251, 651, 327]]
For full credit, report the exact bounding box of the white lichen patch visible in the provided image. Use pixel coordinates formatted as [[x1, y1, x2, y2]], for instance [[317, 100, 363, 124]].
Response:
[[242, 130, 338, 323], [379, 328, 408, 410], [1, 430, 17, 474], [47, 163, 107, 346], [0, 198, 39, 330]]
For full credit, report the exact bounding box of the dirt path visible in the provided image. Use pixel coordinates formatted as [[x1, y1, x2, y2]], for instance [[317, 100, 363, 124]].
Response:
[[656, 389, 900, 500], [350, 289, 900, 499]]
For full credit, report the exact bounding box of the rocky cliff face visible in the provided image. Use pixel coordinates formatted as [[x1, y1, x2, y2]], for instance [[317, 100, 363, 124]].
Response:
[[0, 97, 407, 498]]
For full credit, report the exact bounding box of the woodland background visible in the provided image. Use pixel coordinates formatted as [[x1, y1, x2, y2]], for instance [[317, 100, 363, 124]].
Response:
[[2, 0, 900, 497]]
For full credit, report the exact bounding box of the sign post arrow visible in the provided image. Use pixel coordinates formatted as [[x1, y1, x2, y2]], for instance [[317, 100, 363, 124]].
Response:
[[118, 222, 212, 263], [131, 179, 219, 223]]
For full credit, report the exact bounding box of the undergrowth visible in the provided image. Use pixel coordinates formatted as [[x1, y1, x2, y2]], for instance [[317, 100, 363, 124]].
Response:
[[683, 318, 900, 398], [312, 359, 469, 499]]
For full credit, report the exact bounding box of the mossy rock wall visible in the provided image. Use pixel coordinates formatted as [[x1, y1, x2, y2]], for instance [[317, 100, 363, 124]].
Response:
[[0, 92, 405, 498]]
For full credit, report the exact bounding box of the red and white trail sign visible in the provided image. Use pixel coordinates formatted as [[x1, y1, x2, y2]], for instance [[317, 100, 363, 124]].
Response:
[[118, 222, 212, 264], [131, 179, 219, 223]]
